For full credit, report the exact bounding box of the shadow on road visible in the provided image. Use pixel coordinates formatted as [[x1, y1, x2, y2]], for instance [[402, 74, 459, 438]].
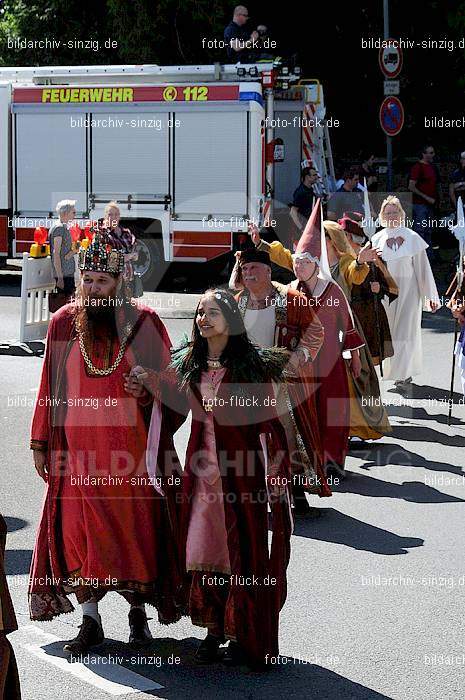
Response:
[[332, 472, 465, 504], [38, 634, 393, 700], [387, 383, 463, 403], [4, 548, 32, 575], [293, 509, 423, 555], [391, 424, 465, 447], [421, 310, 456, 334], [386, 404, 465, 427], [3, 516, 28, 532], [354, 442, 463, 476]]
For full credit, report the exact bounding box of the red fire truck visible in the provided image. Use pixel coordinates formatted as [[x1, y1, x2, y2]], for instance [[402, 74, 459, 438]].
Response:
[[0, 62, 334, 287]]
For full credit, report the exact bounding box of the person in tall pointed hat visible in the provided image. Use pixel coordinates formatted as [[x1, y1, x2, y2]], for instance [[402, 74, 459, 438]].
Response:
[[232, 234, 331, 517], [29, 230, 184, 655], [250, 201, 392, 449], [338, 213, 398, 368], [263, 200, 364, 475]]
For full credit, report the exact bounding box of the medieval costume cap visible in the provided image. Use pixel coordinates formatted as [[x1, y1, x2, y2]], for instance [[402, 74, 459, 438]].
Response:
[[338, 212, 367, 242], [78, 231, 124, 277], [240, 248, 271, 267], [322, 220, 357, 257]]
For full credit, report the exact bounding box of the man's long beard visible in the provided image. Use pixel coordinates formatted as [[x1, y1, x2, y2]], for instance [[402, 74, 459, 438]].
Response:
[[74, 284, 131, 343]]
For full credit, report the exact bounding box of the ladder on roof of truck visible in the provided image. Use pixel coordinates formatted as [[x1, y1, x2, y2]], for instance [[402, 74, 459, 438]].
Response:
[[0, 62, 297, 85]]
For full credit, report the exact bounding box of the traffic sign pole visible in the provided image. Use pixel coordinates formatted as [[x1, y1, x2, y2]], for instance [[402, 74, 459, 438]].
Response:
[[383, 0, 392, 191]]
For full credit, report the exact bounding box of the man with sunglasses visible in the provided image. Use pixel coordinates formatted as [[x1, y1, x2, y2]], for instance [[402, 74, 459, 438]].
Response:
[[224, 6, 259, 63]]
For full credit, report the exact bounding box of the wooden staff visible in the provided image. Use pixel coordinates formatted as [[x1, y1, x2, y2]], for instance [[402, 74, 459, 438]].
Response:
[[369, 262, 384, 377], [447, 260, 465, 425], [448, 319, 459, 425]]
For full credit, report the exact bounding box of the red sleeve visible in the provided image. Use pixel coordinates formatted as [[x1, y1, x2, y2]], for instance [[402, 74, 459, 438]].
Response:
[[337, 289, 364, 352], [160, 368, 190, 435], [255, 382, 291, 484], [410, 162, 421, 182], [154, 313, 172, 371], [343, 327, 365, 352], [30, 316, 57, 449]]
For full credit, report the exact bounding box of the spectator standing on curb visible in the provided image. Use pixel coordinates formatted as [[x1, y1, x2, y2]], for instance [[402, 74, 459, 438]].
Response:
[[449, 151, 465, 209], [49, 199, 77, 298], [408, 145, 440, 257], [224, 6, 258, 63]]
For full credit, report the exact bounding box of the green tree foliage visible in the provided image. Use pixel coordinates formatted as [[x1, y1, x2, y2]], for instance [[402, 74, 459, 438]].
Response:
[[0, 0, 233, 66]]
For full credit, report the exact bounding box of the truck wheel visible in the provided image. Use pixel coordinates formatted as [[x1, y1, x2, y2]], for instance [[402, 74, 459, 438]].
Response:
[[133, 237, 170, 291]]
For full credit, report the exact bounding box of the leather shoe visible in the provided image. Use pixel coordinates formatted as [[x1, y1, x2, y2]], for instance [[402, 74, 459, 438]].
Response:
[[128, 608, 153, 648], [222, 641, 247, 666], [194, 633, 223, 664], [63, 615, 104, 656]]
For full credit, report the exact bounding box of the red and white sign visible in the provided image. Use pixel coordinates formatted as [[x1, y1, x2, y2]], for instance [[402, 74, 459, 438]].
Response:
[[378, 40, 403, 79], [379, 96, 404, 136], [13, 85, 240, 104]]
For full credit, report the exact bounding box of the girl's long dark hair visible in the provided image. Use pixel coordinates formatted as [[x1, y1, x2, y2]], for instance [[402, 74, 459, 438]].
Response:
[[172, 288, 283, 387]]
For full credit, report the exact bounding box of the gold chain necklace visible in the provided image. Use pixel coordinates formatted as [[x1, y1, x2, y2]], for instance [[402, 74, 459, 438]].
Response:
[[78, 332, 129, 376]]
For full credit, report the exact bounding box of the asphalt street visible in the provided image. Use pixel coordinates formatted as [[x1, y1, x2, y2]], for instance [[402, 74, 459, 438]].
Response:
[[1, 276, 465, 700]]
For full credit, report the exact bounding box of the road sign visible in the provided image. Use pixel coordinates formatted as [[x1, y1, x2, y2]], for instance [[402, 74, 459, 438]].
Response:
[[379, 96, 404, 136], [379, 40, 403, 78], [384, 80, 400, 96]]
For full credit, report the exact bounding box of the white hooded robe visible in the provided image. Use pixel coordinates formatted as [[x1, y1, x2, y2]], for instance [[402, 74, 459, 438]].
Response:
[[371, 226, 441, 381]]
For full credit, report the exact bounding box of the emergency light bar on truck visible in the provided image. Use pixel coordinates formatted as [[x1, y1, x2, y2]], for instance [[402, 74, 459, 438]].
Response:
[[0, 63, 334, 289]]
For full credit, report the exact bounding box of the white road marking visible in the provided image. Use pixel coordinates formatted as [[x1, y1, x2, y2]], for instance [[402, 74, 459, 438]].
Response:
[[17, 625, 164, 696]]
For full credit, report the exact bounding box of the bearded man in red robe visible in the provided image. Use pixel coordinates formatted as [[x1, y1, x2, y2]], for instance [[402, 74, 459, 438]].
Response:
[[29, 233, 183, 657]]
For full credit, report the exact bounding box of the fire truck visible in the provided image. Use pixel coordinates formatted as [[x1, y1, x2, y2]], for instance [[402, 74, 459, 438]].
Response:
[[0, 62, 335, 288]]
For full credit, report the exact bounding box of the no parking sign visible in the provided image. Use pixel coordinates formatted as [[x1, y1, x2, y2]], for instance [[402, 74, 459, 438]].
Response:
[[379, 96, 404, 136]]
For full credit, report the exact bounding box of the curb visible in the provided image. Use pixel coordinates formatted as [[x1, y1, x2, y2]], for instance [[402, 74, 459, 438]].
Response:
[[157, 310, 195, 319]]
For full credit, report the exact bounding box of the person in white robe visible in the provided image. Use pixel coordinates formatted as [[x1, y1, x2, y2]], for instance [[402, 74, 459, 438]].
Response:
[[371, 196, 441, 386]]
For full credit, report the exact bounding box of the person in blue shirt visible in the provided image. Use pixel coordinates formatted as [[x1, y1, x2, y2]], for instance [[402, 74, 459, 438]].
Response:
[[290, 167, 319, 231], [224, 6, 258, 63]]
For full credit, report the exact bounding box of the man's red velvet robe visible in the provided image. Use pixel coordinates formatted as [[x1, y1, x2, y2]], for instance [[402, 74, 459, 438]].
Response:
[[28, 303, 183, 623]]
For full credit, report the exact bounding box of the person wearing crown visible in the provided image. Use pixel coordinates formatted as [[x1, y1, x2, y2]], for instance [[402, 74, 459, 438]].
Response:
[[28, 233, 184, 656], [371, 196, 441, 388]]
